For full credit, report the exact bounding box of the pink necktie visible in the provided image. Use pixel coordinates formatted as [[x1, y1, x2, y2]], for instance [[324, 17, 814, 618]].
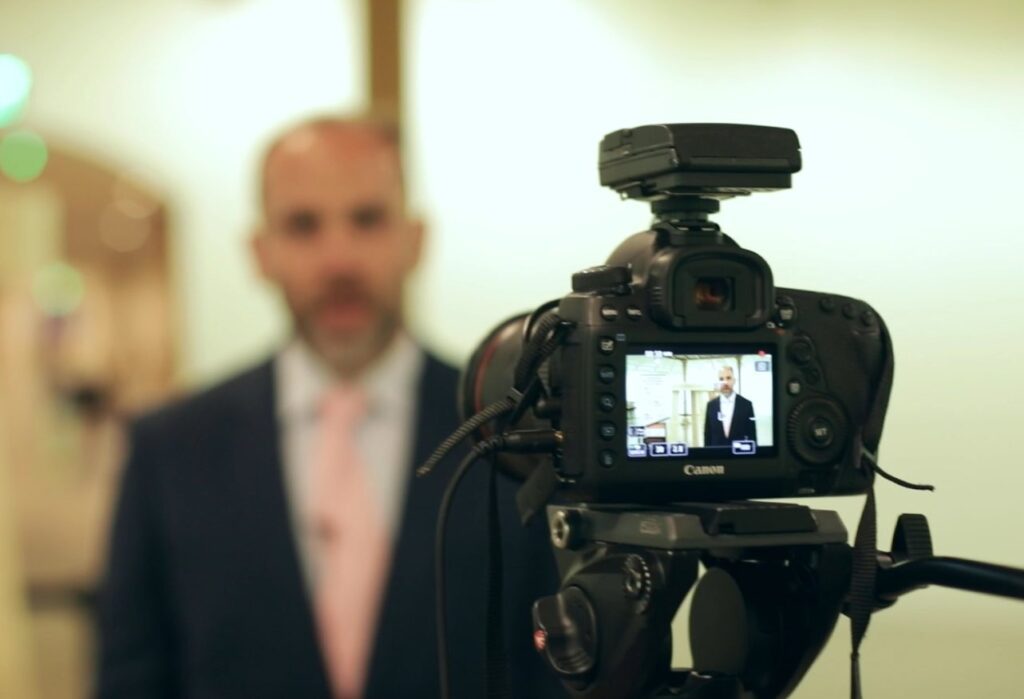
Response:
[[308, 384, 391, 699]]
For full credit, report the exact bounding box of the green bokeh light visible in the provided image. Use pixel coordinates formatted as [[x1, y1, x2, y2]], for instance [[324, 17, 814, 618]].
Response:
[[0, 54, 32, 127], [32, 262, 85, 317], [0, 130, 48, 183]]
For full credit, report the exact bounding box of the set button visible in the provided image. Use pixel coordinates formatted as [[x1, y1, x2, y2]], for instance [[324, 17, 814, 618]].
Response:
[[807, 417, 835, 447]]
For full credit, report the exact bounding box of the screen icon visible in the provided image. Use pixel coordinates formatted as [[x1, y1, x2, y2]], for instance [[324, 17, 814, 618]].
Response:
[[731, 440, 757, 455], [650, 443, 670, 457], [668, 443, 689, 456]]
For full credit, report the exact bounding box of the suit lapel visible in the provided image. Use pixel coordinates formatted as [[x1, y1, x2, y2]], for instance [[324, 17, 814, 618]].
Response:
[[229, 359, 331, 695], [365, 354, 482, 696]]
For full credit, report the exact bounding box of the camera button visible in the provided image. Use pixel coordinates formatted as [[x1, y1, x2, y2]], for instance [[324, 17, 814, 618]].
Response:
[[819, 296, 837, 313], [626, 305, 643, 321], [599, 450, 616, 468], [598, 337, 615, 354], [807, 417, 835, 447], [598, 365, 615, 383], [860, 310, 877, 327], [600, 305, 619, 321], [803, 366, 822, 385], [842, 303, 857, 320], [788, 340, 814, 365], [787, 380, 802, 396], [599, 422, 616, 440], [777, 306, 797, 323], [598, 393, 617, 412]]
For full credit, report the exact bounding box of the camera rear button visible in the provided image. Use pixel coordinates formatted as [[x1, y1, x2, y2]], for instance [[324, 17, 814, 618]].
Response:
[[803, 366, 822, 385], [626, 306, 643, 321], [788, 340, 814, 365], [599, 422, 616, 440], [598, 365, 616, 383], [787, 380, 802, 396], [600, 305, 619, 321], [598, 337, 615, 354], [599, 394, 617, 412], [777, 307, 797, 323], [599, 450, 616, 468], [807, 417, 835, 447]]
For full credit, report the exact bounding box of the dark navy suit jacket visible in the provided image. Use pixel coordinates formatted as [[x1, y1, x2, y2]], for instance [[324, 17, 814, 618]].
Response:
[[96, 353, 564, 699], [703, 394, 756, 447]]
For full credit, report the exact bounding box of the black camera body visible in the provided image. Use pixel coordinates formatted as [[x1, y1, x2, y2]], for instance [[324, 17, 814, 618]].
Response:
[[556, 253, 887, 503], [462, 124, 892, 504]]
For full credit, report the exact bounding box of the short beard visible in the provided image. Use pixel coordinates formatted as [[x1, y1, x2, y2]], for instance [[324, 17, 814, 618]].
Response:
[[285, 275, 403, 377], [296, 309, 401, 378]]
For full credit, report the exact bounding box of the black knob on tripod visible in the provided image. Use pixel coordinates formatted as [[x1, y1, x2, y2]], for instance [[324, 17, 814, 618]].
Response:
[[890, 513, 933, 563], [532, 586, 599, 680]]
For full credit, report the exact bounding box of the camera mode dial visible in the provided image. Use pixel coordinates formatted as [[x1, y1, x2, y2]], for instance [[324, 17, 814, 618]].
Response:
[[572, 265, 631, 294]]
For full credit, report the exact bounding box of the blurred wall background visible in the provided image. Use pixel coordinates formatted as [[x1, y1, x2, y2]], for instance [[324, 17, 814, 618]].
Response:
[[1, 0, 1022, 697], [2, 0, 365, 383]]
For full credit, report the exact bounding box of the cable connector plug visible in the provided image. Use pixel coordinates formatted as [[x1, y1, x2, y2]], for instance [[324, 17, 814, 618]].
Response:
[[486, 429, 563, 454]]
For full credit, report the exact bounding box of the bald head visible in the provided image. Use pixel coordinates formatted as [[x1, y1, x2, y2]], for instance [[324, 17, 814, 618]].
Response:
[[260, 117, 404, 215], [717, 366, 736, 396], [252, 116, 422, 378]]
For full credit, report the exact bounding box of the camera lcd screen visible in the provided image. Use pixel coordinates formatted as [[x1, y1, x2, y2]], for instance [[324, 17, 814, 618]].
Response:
[[625, 347, 777, 459]]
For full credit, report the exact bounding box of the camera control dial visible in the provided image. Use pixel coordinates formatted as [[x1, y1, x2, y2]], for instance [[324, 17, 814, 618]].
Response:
[[787, 399, 849, 465]]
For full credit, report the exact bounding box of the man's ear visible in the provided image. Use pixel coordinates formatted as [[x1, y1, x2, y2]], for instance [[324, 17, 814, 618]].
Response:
[[407, 218, 426, 271], [250, 226, 275, 281]]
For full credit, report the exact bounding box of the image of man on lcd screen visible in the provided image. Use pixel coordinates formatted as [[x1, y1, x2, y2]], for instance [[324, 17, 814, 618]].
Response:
[[703, 366, 756, 447]]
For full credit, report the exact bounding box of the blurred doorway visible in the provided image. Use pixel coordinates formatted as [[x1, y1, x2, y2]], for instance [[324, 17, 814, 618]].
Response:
[[0, 142, 178, 699]]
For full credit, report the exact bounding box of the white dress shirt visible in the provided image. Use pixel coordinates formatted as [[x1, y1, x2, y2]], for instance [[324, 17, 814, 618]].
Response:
[[718, 392, 736, 437], [274, 333, 424, 592]]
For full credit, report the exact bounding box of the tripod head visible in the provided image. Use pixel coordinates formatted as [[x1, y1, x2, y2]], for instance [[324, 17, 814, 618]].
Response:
[[531, 503, 1024, 699]]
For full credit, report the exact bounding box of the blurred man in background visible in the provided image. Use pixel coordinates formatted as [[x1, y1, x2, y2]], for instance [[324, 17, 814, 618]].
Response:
[[96, 116, 561, 699]]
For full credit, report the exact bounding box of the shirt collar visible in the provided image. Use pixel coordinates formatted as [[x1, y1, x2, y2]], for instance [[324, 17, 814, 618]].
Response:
[[719, 391, 736, 404], [275, 332, 423, 422]]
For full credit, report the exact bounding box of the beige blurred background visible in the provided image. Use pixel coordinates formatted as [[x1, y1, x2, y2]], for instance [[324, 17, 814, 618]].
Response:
[[1, 0, 1022, 697]]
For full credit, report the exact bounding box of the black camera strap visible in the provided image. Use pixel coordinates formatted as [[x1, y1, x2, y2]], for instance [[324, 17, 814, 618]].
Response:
[[486, 465, 512, 699], [847, 314, 935, 699], [845, 313, 893, 699], [848, 468, 877, 699]]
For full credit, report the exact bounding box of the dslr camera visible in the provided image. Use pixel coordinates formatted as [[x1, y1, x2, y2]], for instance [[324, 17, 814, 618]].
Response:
[[424, 125, 1023, 699], [462, 123, 891, 505]]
